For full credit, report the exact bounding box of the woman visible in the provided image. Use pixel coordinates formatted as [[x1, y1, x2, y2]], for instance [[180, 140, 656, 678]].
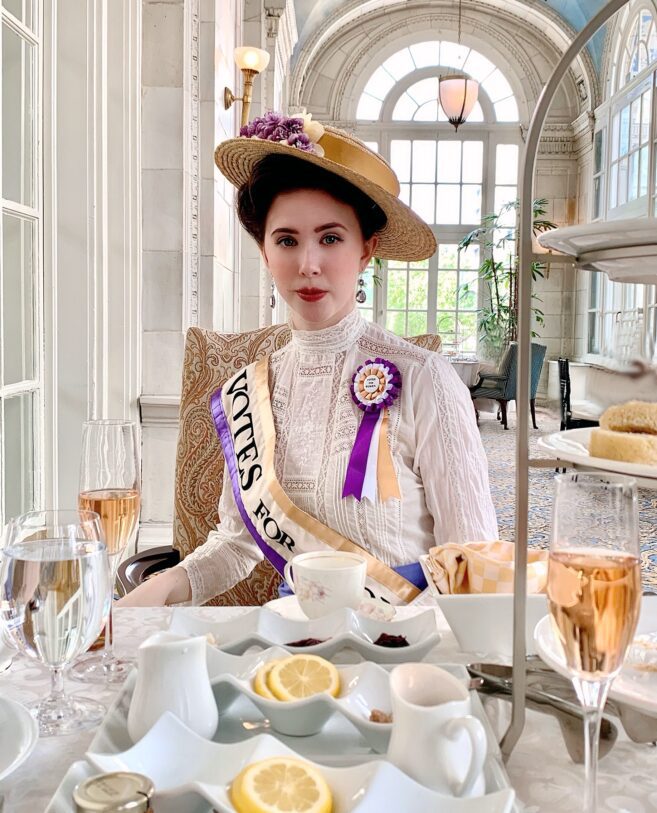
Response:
[[121, 113, 498, 607]]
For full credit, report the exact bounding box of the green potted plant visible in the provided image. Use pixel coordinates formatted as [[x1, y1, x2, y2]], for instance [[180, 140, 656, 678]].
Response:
[[458, 198, 557, 361]]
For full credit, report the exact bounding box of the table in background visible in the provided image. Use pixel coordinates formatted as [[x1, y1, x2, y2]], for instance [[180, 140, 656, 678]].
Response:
[[449, 358, 482, 387], [2, 607, 657, 812]]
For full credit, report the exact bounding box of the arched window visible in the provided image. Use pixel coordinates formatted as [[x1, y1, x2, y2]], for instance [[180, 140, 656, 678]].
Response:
[[617, 8, 657, 91], [353, 42, 520, 352]]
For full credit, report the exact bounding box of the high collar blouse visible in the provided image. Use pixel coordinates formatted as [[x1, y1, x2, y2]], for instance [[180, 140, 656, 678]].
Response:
[[180, 309, 498, 605]]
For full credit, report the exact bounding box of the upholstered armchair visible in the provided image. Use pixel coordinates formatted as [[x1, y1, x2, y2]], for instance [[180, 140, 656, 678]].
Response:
[[469, 341, 547, 430], [118, 325, 442, 605]]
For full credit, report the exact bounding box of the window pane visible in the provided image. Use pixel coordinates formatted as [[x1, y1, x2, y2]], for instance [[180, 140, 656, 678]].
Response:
[[407, 77, 438, 106], [459, 272, 478, 308], [408, 270, 428, 309], [2, 214, 35, 385], [3, 394, 34, 519], [459, 313, 478, 350], [620, 105, 630, 156], [611, 113, 620, 160], [589, 271, 600, 308], [494, 97, 519, 122], [439, 243, 458, 269], [617, 157, 629, 205], [436, 312, 456, 335], [609, 162, 618, 208], [356, 93, 383, 120], [462, 50, 496, 82], [382, 48, 415, 80], [409, 41, 440, 69], [462, 141, 483, 183], [412, 141, 436, 182], [364, 141, 378, 153], [641, 89, 651, 143], [588, 312, 599, 354], [399, 183, 410, 206], [387, 269, 407, 309], [495, 144, 518, 184], [437, 142, 461, 182], [2, 24, 35, 207], [639, 144, 649, 197], [390, 140, 411, 182], [436, 184, 460, 224], [415, 101, 438, 121], [386, 311, 407, 335], [459, 244, 480, 269], [437, 271, 458, 308], [628, 150, 639, 200], [392, 93, 417, 121], [411, 184, 435, 223], [630, 97, 641, 150], [482, 69, 513, 102], [593, 175, 602, 219], [364, 67, 396, 101], [407, 311, 427, 335], [461, 185, 481, 223], [440, 41, 469, 68], [494, 186, 517, 226]]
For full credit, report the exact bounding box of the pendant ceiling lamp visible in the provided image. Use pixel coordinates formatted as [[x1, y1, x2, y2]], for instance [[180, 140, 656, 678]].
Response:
[[438, 0, 479, 131]]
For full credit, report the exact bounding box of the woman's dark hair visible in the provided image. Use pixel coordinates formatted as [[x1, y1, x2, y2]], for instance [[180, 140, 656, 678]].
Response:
[[237, 154, 387, 246]]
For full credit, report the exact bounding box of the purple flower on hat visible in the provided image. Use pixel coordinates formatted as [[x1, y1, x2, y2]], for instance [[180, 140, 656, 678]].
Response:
[[239, 112, 321, 154]]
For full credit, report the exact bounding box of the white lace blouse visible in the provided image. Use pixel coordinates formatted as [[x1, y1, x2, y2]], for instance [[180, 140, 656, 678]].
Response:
[[179, 309, 498, 604]]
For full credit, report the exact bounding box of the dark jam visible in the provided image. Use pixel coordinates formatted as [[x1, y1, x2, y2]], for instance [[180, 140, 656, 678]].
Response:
[[286, 637, 326, 647], [373, 633, 409, 648]]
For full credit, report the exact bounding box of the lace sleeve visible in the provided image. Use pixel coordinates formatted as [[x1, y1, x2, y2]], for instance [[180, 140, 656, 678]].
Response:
[[178, 462, 263, 605], [414, 356, 499, 544]]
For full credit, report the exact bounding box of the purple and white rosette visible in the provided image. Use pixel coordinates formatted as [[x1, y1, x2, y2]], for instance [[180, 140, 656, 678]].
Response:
[[342, 358, 402, 503], [239, 112, 325, 156]]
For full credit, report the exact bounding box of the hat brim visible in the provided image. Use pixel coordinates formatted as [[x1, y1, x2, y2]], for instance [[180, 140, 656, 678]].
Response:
[[215, 137, 437, 262]]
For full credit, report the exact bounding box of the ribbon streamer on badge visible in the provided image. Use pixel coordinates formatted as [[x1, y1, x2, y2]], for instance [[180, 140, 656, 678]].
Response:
[[342, 358, 402, 503]]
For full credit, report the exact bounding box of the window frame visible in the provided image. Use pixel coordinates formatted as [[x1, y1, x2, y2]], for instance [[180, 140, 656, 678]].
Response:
[[0, 0, 43, 526]]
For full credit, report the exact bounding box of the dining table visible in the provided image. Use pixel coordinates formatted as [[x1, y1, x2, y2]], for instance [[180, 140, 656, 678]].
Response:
[[2, 605, 657, 813]]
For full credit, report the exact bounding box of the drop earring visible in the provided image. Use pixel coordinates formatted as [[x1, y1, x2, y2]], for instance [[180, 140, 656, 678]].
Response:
[[355, 274, 367, 303], [269, 280, 276, 309]]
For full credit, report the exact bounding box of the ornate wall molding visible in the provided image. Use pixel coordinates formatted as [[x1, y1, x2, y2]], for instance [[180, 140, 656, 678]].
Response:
[[537, 124, 576, 156], [183, 0, 200, 328]]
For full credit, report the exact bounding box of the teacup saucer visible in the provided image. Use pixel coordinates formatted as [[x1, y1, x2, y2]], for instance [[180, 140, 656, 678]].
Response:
[[266, 594, 396, 622], [0, 697, 39, 781]]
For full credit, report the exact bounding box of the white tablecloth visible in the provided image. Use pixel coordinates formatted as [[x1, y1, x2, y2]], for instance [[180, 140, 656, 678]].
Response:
[[449, 359, 482, 387], [2, 607, 657, 812]]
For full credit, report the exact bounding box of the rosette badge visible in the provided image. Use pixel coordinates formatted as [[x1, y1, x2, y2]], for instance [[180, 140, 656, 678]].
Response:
[[343, 359, 402, 503]]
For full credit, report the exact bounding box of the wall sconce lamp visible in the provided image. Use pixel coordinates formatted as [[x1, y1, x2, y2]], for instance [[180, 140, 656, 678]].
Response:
[[224, 46, 270, 129]]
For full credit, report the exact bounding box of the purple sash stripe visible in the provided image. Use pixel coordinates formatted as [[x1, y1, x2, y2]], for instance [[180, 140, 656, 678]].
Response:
[[210, 388, 288, 579]]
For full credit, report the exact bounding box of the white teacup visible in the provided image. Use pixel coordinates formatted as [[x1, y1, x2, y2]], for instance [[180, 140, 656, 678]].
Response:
[[388, 663, 487, 798], [283, 551, 367, 618]]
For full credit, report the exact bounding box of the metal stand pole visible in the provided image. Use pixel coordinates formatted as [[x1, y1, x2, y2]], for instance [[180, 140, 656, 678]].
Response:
[[501, 0, 630, 759]]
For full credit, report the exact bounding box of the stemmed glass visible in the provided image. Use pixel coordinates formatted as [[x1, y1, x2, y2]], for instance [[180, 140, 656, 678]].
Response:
[[71, 420, 140, 684], [0, 510, 111, 735], [547, 473, 641, 813]]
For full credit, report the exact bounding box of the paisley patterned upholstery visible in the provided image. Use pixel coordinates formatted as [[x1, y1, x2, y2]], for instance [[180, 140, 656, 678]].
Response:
[[173, 325, 442, 606]]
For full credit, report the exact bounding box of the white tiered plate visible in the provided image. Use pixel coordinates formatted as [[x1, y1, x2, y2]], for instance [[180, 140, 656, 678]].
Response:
[[537, 218, 657, 283], [534, 597, 657, 719], [537, 427, 657, 484], [169, 604, 441, 664], [0, 697, 39, 782], [45, 665, 517, 812]]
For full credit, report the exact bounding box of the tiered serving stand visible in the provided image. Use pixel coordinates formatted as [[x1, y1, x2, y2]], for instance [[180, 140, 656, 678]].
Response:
[[507, 0, 657, 757]]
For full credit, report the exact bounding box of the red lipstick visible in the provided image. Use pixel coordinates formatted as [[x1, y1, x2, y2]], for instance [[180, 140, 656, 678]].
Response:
[[296, 287, 327, 302]]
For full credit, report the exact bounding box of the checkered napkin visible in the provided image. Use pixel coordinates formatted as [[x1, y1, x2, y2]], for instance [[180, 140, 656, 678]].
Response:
[[425, 541, 548, 594]]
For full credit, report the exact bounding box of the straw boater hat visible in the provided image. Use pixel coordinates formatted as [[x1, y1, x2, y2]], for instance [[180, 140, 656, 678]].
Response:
[[215, 112, 436, 262]]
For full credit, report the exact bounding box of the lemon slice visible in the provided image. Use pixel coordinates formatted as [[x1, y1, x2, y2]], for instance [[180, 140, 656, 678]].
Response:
[[267, 655, 340, 701], [253, 660, 280, 699], [231, 757, 333, 813]]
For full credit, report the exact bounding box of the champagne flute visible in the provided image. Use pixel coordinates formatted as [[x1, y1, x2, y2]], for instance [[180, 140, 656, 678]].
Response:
[[547, 473, 641, 813], [0, 510, 111, 735], [71, 420, 140, 684]]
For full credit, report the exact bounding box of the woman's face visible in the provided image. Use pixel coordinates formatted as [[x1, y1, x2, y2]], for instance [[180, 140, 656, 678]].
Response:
[[262, 188, 377, 331]]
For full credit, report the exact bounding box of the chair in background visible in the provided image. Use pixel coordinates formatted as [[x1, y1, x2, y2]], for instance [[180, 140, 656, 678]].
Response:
[[118, 326, 443, 604], [469, 342, 547, 430], [557, 357, 599, 431]]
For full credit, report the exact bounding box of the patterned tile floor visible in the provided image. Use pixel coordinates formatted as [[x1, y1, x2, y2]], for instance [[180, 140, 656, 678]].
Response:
[[479, 406, 657, 591]]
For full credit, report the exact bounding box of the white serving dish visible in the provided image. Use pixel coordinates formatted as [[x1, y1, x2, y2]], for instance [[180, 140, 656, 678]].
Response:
[[538, 427, 657, 484], [537, 218, 657, 283], [45, 665, 517, 813], [206, 645, 392, 752], [0, 696, 39, 782], [169, 604, 441, 664], [534, 595, 657, 719], [419, 555, 548, 658]]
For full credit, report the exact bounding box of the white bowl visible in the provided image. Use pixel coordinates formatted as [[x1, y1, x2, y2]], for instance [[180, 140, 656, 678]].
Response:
[[420, 555, 547, 657]]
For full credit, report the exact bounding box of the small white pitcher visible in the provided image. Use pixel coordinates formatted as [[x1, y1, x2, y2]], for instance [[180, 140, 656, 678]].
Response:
[[127, 631, 218, 743], [387, 663, 487, 797]]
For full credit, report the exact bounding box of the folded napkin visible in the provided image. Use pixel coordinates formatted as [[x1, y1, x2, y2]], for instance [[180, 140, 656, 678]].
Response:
[[425, 540, 548, 595]]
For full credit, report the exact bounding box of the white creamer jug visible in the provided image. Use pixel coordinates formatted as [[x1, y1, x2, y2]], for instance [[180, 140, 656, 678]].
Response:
[[127, 631, 218, 742]]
